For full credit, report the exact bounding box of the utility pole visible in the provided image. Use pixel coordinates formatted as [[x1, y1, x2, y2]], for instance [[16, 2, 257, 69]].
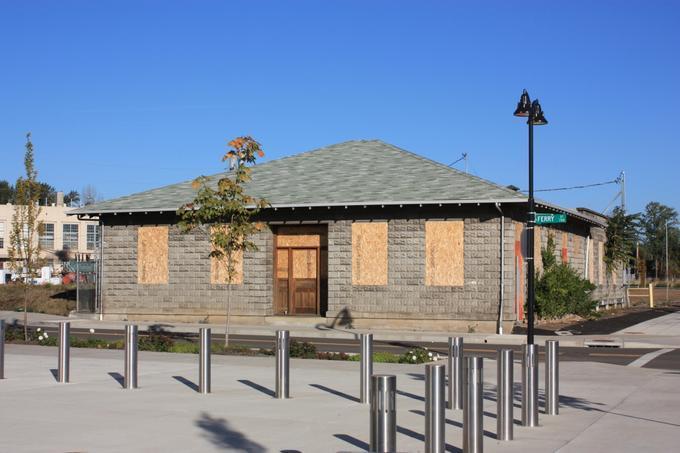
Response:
[[464, 153, 469, 174], [666, 221, 670, 303], [620, 171, 626, 212]]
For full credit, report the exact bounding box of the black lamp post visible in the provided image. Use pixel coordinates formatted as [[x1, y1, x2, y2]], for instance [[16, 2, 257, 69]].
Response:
[[513, 89, 548, 345]]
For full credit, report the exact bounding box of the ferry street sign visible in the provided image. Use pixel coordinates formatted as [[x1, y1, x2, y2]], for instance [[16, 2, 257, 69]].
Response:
[[535, 213, 567, 225]]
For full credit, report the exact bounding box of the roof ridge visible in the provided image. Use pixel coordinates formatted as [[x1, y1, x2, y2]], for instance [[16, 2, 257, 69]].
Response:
[[80, 139, 375, 208], [372, 140, 524, 198], [253, 139, 374, 168]]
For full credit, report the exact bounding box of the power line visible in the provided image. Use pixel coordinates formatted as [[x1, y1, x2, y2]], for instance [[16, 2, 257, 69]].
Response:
[[520, 175, 622, 193]]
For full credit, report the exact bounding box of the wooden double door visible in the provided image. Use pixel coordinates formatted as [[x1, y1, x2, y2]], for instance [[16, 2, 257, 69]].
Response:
[[274, 227, 327, 316]]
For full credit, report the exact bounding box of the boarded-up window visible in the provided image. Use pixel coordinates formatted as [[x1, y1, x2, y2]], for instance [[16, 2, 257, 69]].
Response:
[[137, 226, 168, 284], [210, 225, 244, 284], [352, 222, 388, 285], [425, 220, 464, 286]]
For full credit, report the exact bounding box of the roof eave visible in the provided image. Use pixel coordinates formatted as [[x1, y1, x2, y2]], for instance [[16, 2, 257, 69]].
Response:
[[68, 198, 527, 216]]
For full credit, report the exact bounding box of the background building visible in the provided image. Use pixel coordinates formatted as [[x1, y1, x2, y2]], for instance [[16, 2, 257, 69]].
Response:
[[0, 192, 100, 272]]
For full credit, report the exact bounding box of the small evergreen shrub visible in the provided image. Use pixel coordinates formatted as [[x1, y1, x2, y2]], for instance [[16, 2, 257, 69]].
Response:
[[289, 340, 317, 358], [535, 234, 598, 319], [139, 333, 175, 352]]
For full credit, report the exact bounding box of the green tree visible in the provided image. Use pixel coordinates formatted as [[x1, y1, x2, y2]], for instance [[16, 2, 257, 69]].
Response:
[[37, 182, 57, 206], [639, 202, 678, 279], [535, 233, 597, 319], [540, 233, 558, 271], [0, 180, 15, 204], [8, 133, 44, 340], [178, 136, 268, 346], [64, 190, 80, 207], [604, 206, 639, 273]]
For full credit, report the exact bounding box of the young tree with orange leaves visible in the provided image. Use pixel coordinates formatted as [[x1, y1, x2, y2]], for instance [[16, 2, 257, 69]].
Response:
[[179, 136, 268, 346]]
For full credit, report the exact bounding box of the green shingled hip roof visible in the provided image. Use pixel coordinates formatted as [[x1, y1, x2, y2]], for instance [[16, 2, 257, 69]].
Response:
[[72, 139, 528, 215]]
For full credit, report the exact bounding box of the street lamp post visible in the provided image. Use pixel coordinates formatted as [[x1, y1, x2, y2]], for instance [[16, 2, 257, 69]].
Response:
[[514, 89, 548, 345]]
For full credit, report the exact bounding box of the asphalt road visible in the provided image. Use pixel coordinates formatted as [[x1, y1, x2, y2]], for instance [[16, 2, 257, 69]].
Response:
[[35, 326, 680, 371]]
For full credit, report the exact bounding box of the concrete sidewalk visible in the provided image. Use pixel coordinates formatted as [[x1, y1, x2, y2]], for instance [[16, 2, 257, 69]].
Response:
[[615, 310, 680, 336], [3, 310, 680, 349], [1, 344, 678, 452]]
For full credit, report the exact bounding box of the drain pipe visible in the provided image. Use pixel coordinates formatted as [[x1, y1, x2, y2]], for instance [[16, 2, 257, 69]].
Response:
[[495, 203, 505, 335], [99, 219, 104, 321]]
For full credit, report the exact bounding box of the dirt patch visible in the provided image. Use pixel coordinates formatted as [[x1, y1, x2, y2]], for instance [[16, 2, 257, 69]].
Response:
[[0, 284, 76, 316], [513, 303, 680, 335]]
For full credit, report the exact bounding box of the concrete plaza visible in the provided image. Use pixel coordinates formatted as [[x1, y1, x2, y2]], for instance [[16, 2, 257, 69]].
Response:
[[1, 344, 678, 452]]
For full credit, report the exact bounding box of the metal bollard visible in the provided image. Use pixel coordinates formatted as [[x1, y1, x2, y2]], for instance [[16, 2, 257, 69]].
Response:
[[521, 344, 538, 427], [370, 374, 397, 453], [275, 330, 290, 399], [124, 324, 138, 389], [497, 349, 514, 441], [545, 340, 559, 415], [463, 356, 483, 453], [448, 336, 464, 410], [425, 363, 446, 453], [360, 333, 373, 404], [199, 328, 211, 394], [58, 322, 70, 383], [0, 319, 5, 379]]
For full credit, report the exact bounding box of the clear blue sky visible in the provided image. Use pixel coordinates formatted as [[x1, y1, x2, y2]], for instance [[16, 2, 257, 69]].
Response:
[[1, 1, 678, 214]]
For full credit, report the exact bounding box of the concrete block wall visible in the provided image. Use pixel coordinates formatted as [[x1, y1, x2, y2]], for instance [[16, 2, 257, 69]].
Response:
[[100, 210, 618, 327], [101, 224, 273, 321], [327, 217, 515, 323]]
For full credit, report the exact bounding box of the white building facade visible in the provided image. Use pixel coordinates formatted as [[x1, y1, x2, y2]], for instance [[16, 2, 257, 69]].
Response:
[[0, 199, 99, 271]]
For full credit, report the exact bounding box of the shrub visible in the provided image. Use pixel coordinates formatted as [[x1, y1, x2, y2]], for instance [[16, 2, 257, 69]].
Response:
[[399, 346, 438, 364], [223, 344, 252, 355], [317, 351, 353, 361], [535, 234, 598, 319], [70, 337, 114, 349], [289, 340, 317, 358], [139, 333, 175, 352], [169, 342, 200, 354]]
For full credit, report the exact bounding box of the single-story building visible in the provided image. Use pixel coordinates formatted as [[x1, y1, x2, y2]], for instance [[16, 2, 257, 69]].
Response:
[[71, 140, 623, 332]]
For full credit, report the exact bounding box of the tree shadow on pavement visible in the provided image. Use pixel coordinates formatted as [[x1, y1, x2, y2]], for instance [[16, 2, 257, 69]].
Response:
[[195, 412, 266, 452]]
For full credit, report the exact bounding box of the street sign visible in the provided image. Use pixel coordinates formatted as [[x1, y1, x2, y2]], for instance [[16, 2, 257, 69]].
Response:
[[535, 213, 567, 225]]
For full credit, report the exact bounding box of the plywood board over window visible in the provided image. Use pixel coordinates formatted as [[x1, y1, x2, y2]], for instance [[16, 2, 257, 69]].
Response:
[[425, 220, 464, 286], [210, 225, 243, 284], [137, 226, 168, 284], [352, 222, 388, 286]]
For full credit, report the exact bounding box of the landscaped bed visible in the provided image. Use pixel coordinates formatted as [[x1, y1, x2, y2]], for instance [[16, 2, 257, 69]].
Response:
[[2, 323, 440, 364]]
